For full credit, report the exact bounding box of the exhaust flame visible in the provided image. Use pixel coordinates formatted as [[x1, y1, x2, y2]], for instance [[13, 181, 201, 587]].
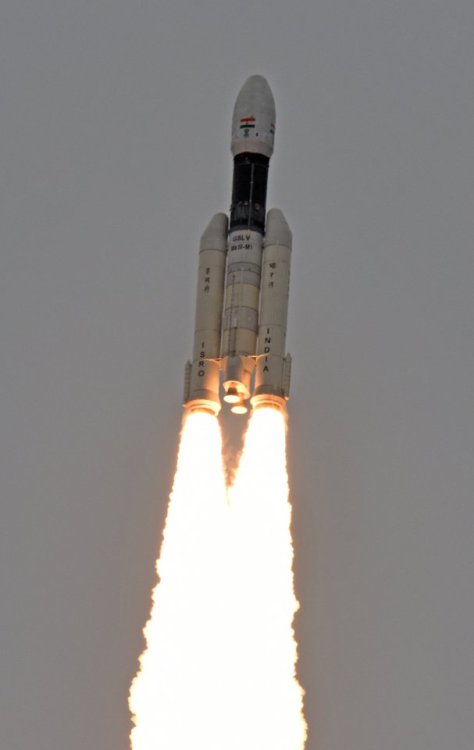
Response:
[[227, 407, 307, 750], [129, 407, 306, 750], [129, 412, 231, 750]]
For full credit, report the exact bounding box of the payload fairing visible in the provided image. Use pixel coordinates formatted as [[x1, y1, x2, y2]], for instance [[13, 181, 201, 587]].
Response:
[[184, 75, 292, 415]]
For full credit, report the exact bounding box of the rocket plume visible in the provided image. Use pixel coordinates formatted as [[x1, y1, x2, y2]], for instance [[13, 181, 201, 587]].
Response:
[[227, 407, 307, 750], [128, 412, 231, 750], [129, 407, 306, 750]]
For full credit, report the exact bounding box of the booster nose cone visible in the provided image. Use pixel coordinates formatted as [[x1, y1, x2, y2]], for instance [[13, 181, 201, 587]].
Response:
[[231, 75, 276, 158], [199, 212, 228, 251], [264, 208, 292, 247]]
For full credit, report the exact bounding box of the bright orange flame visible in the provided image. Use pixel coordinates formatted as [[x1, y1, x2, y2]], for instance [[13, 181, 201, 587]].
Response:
[[129, 407, 306, 750]]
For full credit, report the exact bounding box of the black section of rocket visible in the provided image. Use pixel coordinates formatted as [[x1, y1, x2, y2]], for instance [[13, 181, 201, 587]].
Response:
[[230, 153, 269, 234]]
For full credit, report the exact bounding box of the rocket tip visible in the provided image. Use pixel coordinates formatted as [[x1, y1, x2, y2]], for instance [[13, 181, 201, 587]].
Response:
[[238, 74, 273, 94], [233, 74, 275, 117]]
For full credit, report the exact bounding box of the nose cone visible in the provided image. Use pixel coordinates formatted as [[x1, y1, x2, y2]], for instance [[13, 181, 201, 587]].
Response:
[[231, 75, 276, 158]]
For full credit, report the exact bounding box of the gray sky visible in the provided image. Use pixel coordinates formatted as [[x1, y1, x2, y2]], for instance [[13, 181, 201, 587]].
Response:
[[1, 1, 473, 749]]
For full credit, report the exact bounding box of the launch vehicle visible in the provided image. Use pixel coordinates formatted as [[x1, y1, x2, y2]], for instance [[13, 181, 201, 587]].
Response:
[[184, 75, 292, 415]]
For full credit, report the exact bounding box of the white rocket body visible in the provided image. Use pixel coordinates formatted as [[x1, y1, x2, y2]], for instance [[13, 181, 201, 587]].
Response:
[[184, 76, 292, 415]]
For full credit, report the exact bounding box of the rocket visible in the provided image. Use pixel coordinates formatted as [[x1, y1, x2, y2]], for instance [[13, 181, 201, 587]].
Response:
[[183, 75, 292, 415]]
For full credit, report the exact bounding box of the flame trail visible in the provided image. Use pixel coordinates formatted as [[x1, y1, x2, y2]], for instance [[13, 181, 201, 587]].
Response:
[[129, 411, 232, 750], [129, 407, 306, 750], [226, 406, 307, 750]]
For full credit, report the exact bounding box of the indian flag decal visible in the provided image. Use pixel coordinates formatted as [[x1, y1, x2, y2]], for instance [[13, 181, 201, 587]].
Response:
[[240, 116, 256, 129], [270, 122, 275, 135]]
